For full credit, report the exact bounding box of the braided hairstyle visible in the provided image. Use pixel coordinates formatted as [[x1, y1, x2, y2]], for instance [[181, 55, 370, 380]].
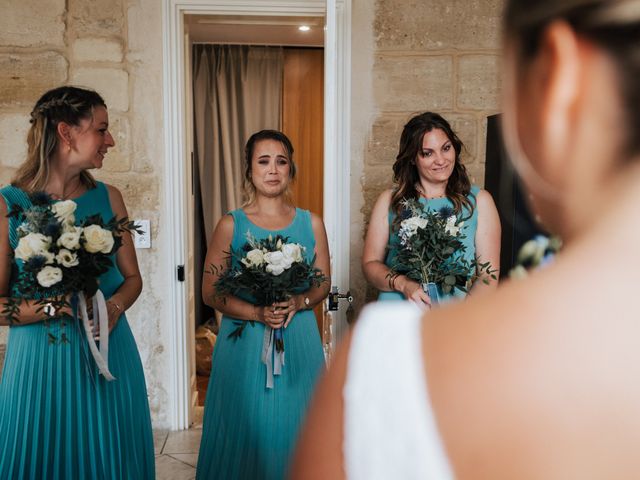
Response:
[[505, 0, 640, 157], [13, 86, 106, 192]]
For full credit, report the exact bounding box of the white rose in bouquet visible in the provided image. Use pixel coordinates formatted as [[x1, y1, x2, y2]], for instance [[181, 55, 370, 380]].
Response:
[[83, 225, 115, 254], [264, 251, 288, 275], [281, 243, 303, 264], [36, 265, 63, 287], [57, 226, 83, 250], [399, 216, 428, 243], [55, 249, 80, 268], [51, 200, 77, 225], [15, 233, 52, 261], [241, 248, 265, 267], [444, 215, 462, 236]]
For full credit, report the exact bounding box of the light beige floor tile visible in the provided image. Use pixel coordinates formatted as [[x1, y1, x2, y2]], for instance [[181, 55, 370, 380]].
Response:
[[169, 453, 199, 468], [163, 429, 203, 454], [156, 454, 196, 480], [153, 430, 169, 455]]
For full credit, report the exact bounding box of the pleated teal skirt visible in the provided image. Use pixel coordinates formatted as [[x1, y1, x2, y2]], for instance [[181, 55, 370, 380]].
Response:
[[0, 183, 155, 479], [0, 315, 155, 479], [196, 310, 324, 480]]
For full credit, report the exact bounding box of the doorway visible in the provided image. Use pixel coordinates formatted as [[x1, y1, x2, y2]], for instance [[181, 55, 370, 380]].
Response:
[[162, 0, 352, 430], [186, 16, 326, 406]]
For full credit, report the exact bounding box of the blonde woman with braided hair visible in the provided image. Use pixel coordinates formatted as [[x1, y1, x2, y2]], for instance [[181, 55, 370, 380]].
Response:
[[293, 0, 640, 478], [0, 86, 154, 478]]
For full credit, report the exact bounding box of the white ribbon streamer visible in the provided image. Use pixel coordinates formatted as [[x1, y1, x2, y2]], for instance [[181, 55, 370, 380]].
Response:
[[261, 326, 285, 389], [78, 290, 116, 381]]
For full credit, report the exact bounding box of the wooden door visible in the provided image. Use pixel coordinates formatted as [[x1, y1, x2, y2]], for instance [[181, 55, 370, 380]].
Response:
[[282, 48, 325, 333]]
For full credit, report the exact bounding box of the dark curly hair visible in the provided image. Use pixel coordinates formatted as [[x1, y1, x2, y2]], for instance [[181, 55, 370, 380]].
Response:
[[390, 112, 474, 224]]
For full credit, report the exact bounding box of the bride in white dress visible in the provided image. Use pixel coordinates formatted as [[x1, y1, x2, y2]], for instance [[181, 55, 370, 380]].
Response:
[[292, 0, 640, 478]]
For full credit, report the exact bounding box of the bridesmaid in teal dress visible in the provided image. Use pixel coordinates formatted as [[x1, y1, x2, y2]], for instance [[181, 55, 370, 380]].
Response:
[[363, 112, 501, 305], [196, 130, 330, 480], [0, 86, 154, 479]]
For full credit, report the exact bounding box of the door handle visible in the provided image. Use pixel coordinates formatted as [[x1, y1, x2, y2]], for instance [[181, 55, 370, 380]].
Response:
[[327, 286, 353, 311]]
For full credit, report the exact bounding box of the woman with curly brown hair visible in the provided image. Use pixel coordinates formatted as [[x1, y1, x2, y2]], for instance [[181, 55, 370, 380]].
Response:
[[362, 112, 501, 307]]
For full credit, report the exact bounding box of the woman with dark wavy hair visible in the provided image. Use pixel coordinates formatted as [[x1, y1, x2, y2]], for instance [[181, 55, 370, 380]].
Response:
[[362, 111, 501, 306]]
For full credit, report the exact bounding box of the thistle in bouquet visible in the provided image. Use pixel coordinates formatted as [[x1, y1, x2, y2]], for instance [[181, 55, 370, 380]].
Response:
[[389, 198, 497, 302], [2, 191, 140, 344], [211, 232, 327, 353]]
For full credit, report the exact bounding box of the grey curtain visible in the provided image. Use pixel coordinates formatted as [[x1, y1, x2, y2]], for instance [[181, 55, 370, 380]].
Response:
[[192, 44, 284, 242]]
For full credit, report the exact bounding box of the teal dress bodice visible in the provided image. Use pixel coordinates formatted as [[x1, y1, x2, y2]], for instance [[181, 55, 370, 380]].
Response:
[[0, 182, 154, 479], [379, 185, 480, 303], [196, 207, 325, 480]]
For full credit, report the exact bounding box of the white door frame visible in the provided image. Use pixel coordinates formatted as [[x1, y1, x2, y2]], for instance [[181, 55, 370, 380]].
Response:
[[162, 0, 352, 430]]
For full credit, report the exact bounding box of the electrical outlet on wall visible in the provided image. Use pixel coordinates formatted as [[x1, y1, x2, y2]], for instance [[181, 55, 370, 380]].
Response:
[[133, 220, 151, 249]]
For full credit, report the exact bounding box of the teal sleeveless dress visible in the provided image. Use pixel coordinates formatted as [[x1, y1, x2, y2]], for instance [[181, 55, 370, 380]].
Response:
[[196, 208, 325, 480], [0, 183, 155, 479], [379, 186, 480, 303]]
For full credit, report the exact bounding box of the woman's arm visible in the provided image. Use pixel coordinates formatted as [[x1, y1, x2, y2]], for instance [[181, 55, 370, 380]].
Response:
[[0, 196, 72, 326], [201, 214, 288, 329], [105, 184, 143, 329], [290, 330, 352, 479], [471, 189, 501, 294], [362, 190, 430, 305]]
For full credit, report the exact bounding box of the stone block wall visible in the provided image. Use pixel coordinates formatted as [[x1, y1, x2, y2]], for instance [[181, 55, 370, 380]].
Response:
[[350, 0, 505, 305], [0, 0, 170, 426]]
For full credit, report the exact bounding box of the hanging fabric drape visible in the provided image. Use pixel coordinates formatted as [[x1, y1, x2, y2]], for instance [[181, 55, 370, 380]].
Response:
[[192, 44, 284, 242]]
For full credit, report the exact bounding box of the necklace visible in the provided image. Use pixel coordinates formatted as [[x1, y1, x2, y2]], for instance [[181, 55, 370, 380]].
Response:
[[415, 184, 445, 200], [49, 181, 83, 201]]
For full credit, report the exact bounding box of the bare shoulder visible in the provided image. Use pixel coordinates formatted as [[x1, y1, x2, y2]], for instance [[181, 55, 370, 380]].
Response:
[[103, 182, 124, 201], [291, 329, 352, 479], [423, 257, 640, 477], [475, 188, 496, 208], [309, 211, 326, 231], [212, 213, 235, 240], [103, 182, 127, 214]]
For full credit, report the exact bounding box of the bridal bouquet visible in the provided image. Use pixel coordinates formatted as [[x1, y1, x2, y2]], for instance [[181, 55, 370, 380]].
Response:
[[212, 232, 326, 388], [3, 192, 138, 379], [389, 198, 496, 303]]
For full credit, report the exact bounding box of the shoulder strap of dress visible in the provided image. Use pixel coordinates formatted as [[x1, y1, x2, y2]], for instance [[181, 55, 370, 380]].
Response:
[[0, 186, 32, 249], [343, 302, 454, 479]]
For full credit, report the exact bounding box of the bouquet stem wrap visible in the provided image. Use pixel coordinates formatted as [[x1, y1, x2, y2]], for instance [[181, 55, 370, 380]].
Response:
[[77, 291, 116, 382], [261, 326, 285, 389]]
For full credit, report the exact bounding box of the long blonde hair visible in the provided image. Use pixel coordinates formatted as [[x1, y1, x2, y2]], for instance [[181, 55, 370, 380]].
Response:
[[13, 86, 106, 192]]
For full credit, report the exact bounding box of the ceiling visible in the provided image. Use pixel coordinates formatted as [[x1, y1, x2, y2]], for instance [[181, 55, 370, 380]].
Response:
[[186, 15, 324, 47]]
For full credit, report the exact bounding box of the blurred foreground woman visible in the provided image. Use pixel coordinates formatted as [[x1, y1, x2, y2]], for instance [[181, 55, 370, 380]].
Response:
[[292, 0, 640, 478]]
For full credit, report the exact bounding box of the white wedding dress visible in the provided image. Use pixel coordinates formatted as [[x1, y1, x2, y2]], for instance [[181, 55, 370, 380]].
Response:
[[343, 302, 454, 479]]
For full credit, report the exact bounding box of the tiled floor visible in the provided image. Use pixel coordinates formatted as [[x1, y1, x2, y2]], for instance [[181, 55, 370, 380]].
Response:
[[154, 428, 202, 479], [154, 407, 204, 479]]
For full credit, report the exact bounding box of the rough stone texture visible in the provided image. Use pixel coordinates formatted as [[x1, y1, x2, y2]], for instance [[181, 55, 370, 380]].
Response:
[[73, 38, 124, 63], [0, 52, 68, 107], [71, 67, 129, 112], [68, 0, 125, 37], [374, 0, 503, 51], [457, 55, 502, 111], [0, 167, 17, 188], [0, 112, 30, 168], [0, 0, 65, 48], [373, 55, 454, 112], [366, 112, 479, 167], [102, 114, 131, 172]]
